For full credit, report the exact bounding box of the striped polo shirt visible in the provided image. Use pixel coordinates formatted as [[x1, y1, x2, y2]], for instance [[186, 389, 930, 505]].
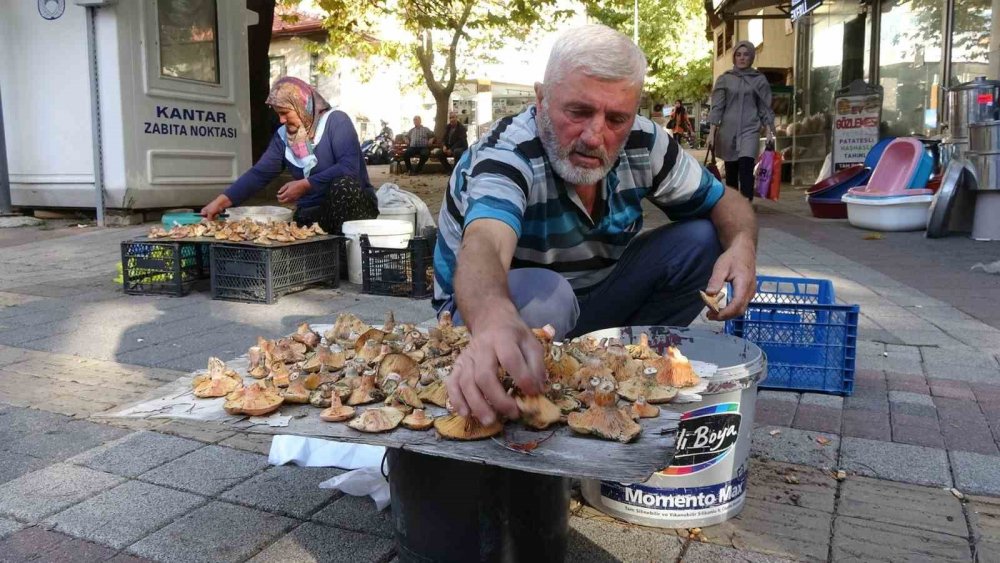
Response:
[[432, 105, 724, 306]]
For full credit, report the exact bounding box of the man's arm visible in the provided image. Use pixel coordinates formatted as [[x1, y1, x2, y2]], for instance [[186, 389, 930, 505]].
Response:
[[706, 187, 757, 321], [445, 219, 546, 426]]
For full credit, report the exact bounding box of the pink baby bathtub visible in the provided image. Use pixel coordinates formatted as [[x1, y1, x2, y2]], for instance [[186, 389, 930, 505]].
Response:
[[843, 138, 935, 231]]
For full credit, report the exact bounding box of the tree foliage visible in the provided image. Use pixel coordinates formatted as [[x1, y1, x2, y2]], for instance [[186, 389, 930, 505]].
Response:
[[312, 0, 571, 140], [892, 0, 991, 80], [584, 0, 713, 104]]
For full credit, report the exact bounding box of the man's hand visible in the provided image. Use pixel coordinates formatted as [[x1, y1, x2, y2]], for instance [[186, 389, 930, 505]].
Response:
[[445, 308, 546, 426], [200, 194, 232, 220], [704, 236, 756, 321], [277, 179, 311, 204], [766, 128, 776, 145]]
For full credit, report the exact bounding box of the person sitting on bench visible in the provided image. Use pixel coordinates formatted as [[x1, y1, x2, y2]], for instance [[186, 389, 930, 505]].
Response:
[[401, 115, 434, 175], [432, 111, 469, 173]]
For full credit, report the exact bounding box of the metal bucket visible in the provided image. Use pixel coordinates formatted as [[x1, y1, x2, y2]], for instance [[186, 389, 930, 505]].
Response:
[[945, 77, 1000, 140], [940, 140, 968, 171], [970, 120, 1000, 153], [966, 151, 1000, 191], [581, 327, 766, 529]]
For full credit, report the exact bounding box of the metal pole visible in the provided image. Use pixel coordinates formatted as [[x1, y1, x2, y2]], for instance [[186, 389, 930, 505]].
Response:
[[86, 6, 106, 227], [868, 0, 881, 85], [0, 80, 12, 215]]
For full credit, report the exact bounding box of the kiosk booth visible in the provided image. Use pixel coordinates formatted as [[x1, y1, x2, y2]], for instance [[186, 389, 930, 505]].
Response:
[[0, 0, 254, 213]]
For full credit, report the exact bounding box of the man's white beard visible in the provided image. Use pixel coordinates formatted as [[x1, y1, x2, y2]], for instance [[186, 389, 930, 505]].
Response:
[[537, 100, 621, 186]]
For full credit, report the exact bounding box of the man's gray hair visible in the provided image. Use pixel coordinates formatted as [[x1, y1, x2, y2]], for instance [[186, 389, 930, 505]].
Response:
[[543, 24, 647, 92]]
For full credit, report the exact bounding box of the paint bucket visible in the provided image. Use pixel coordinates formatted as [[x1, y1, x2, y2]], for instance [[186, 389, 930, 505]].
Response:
[[581, 326, 766, 529]]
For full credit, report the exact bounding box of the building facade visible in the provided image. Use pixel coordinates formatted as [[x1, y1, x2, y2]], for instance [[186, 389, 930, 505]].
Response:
[[708, 0, 999, 184]]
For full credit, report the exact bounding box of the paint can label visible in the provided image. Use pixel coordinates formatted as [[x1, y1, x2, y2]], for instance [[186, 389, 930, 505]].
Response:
[[661, 402, 741, 476], [599, 468, 748, 520]]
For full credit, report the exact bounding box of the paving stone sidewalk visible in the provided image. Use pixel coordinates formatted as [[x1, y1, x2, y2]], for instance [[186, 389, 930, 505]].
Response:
[[0, 192, 999, 561]]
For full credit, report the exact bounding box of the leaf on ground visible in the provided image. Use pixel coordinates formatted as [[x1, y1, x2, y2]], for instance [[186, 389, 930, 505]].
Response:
[[863, 232, 884, 240], [816, 436, 832, 446], [769, 429, 782, 436], [784, 475, 800, 484]]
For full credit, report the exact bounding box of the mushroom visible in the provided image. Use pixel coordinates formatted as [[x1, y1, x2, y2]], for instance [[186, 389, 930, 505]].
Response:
[[309, 381, 351, 408], [223, 380, 284, 416], [417, 379, 449, 408], [273, 338, 307, 363], [378, 353, 420, 386], [247, 346, 267, 379], [280, 372, 311, 404], [319, 394, 356, 422], [604, 340, 645, 382], [656, 347, 700, 388], [546, 383, 582, 413], [618, 367, 678, 404], [325, 312, 364, 343], [434, 413, 503, 441], [699, 289, 726, 314], [356, 339, 382, 365], [268, 361, 292, 388], [625, 333, 658, 360], [546, 343, 581, 386], [630, 396, 660, 419], [387, 382, 424, 410], [402, 409, 434, 431], [192, 357, 243, 398], [348, 407, 404, 433], [567, 377, 641, 443], [347, 372, 384, 406], [302, 369, 338, 390], [302, 345, 347, 372], [355, 328, 387, 354], [383, 310, 397, 333], [292, 322, 321, 350], [515, 394, 563, 430]]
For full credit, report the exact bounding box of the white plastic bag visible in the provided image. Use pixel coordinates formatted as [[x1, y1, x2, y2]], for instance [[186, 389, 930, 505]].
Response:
[[376, 183, 437, 233], [268, 435, 385, 469], [319, 466, 391, 511]]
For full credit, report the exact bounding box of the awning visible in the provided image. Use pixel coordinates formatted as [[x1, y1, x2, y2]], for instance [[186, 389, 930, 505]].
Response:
[[712, 0, 790, 18]]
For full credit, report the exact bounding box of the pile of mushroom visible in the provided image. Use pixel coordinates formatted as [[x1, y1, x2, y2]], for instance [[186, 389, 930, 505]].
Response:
[[193, 312, 704, 444]]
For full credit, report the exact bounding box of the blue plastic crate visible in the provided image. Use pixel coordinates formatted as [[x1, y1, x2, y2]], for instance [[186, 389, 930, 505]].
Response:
[[725, 276, 859, 396]]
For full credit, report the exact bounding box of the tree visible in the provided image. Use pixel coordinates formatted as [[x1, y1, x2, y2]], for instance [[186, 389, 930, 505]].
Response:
[[584, 0, 713, 104], [311, 0, 570, 142]]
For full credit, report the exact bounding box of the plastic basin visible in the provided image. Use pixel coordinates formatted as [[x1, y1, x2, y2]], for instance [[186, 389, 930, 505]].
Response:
[[226, 206, 294, 224], [342, 219, 414, 284]]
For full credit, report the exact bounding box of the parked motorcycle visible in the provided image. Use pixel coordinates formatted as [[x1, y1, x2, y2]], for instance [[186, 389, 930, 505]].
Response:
[[361, 121, 393, 165]]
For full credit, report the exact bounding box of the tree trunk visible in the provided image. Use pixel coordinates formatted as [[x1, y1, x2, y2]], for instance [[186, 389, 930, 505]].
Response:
[[432, 90, 452, 144], [246, 0, 276, 163]]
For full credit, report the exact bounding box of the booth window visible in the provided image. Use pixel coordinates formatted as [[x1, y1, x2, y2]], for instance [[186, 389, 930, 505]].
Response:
[[157, 0, 220, 84]]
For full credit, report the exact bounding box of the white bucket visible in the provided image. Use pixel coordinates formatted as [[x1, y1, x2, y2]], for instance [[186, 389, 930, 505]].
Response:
[[580, 327, 766, 529], [377, 203, 417, 234], [341, 219, 414, 284]]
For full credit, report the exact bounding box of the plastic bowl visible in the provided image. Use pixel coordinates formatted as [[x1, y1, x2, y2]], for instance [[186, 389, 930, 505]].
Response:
[[226, 206, 294, 224], [808, 165, 869, 197]]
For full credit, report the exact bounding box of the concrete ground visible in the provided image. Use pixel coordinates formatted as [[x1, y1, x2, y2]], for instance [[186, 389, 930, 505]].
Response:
[[1, 161, 999, 561]]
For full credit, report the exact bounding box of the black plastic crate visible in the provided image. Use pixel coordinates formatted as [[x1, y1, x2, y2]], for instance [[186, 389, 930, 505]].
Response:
[[121, 240, 210, 297], [360, 231, 436, 299], [210, 237, 341, 304]]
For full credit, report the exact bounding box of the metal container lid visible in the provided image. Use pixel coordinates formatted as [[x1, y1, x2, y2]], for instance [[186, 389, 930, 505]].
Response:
[[927, 158, 974, 238], [969, 119, 1000, 128], [949, 77, 1000, 91], [579, 326, 766, 394]]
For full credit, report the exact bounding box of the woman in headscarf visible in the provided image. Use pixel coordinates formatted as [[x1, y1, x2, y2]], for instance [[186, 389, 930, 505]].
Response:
[[706, 41, 777, 201], [201, 77, 379, 233]]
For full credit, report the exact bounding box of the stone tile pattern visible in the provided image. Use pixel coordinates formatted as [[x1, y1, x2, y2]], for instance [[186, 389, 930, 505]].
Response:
[[757, 370, 1000, 458]]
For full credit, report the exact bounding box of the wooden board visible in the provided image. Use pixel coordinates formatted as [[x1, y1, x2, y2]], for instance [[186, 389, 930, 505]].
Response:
[[229, 401, 679, 483]]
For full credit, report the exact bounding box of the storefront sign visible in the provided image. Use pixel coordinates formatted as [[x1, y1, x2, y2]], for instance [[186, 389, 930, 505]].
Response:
[[790, 0, 823, 22], [143, 105, 238, 139], [833, 93, 881, 169]]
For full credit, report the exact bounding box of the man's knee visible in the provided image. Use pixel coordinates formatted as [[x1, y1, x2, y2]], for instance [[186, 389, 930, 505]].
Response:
[[508, 269, 579, 340]]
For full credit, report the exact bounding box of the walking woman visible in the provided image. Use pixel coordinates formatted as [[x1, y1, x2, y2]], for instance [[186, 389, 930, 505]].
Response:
[[201, 77, 379, 233], [706, 41, 777, 201]]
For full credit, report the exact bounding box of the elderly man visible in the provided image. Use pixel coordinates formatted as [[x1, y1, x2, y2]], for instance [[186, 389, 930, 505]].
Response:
[[388, 24, 757, 559], [401, 115, 434, 175], [435, 23, 757, 425], [433, 111, 468, 173]]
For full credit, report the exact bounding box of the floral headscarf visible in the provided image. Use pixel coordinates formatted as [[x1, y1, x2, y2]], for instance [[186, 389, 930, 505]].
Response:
[[266, 76, 332, 159]]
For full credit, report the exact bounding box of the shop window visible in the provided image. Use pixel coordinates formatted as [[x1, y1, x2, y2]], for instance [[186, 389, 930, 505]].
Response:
[[950, 0, 992, 84], [269, 56, 286, 86], [157, 0, 220, 84], [878, 0, 943, 136], [748, 12, 764, 47], [309, 53, 321, 87]]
